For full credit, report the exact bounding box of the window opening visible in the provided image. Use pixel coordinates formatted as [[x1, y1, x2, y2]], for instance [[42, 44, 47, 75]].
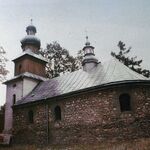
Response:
[[119, 93, 131, 112], [13, 94, 16, 105], [54, 106, 61, 121], [13, 84, 16, 88], [28, 110, 34, 123], [19, 64, 22, 73]]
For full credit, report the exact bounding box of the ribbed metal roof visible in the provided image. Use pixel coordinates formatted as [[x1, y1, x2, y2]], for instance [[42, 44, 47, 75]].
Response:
[[15, 58, 149, 105]]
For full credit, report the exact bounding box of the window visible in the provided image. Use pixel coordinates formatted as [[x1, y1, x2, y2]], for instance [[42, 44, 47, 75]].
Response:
[[54, 106, 61, 121], [119, 93, 131, 112], [28, 110, 34, 123], [13, 94, 16, 105], [13, 84, 16, 88], [19, 64, 22, 73]]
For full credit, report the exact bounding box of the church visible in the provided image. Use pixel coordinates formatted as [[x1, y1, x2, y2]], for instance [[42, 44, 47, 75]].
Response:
[[1, 23, 150, 145]]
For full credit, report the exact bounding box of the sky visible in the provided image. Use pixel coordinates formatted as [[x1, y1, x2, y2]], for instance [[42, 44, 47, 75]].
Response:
[[0, 0, 150, 105]]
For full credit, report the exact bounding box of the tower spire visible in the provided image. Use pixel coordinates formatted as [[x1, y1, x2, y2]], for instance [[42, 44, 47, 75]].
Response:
[[82, 36, 98, 71]]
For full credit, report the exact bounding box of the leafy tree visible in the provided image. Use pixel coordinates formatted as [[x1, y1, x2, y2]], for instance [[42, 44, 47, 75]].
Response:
[[111, 41, 150, 77], [0, 104, 5, 113], [40, 41, 82, 78], [0, 46, 8, 81]]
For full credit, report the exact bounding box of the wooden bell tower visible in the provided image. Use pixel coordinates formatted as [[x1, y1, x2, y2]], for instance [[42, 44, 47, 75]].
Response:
[[13, 22, 47, 77], [3, 22, 47, 135]]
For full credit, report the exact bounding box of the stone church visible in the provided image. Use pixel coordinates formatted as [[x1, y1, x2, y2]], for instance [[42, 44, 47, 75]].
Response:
[[1, 23, 150, 145]]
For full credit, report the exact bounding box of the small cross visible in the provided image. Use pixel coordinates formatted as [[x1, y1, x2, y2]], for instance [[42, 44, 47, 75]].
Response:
[[30, 19, 33, 25], [86, 36, 88, 42]]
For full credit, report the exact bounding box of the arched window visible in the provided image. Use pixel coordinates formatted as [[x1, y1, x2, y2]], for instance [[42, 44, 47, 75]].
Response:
[[13, 94, 16, 105], [119, 93, 131, 112], [28, 110, 34, 123], [54, 106, 61, 121]]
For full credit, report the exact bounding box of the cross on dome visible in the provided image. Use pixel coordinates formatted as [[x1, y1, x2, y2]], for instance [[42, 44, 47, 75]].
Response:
[[85, 36, 90, 46], [26, 19, 37, 35], [30, 19, 33, 25]]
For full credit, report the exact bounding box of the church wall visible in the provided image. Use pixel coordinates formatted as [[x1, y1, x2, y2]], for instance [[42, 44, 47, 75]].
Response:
[[13, 104, 48, 145], [23, 78, 39, 97], [13, 85, 150, 145], [4, 80, 23, 132], [48, 85, 150, 145]]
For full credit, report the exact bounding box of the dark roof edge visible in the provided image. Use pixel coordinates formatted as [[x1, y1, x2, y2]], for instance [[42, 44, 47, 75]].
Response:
[[13, 79, 150, 109], [3, 73, 46, 84], [3, 76, 23, 85], [12, 53, 47, 63]]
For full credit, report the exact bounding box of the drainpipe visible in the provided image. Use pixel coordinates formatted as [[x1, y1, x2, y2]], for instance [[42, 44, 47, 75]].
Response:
[[46, 104, 49, 145]]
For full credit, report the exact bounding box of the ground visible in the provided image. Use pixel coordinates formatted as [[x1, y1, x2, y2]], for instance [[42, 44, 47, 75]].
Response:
[[0, 138, 150, 150]]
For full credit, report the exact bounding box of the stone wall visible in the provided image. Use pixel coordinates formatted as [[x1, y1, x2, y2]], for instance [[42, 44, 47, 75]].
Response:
[[13, 105, 48, 145], [13, 84, 150, 145]]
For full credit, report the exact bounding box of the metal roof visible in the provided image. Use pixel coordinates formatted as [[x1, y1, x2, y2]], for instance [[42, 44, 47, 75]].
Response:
[[15, 58, 149, 105], [12, 49, 48, 63], [3, 72, 48, 84]]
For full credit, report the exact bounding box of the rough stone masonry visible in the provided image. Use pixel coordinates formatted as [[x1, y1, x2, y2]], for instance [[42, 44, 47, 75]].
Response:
[[13, 84, 150, 145]]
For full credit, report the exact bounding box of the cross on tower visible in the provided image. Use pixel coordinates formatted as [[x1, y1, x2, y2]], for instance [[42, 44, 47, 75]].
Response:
[[30, 18, 33, 25], [30, 19, 33, 25], [86, 36, 89, 43]]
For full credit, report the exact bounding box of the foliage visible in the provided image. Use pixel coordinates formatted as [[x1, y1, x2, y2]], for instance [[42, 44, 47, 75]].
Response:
[[40, 41, 82, 78], [111, 41, 150, 77], [0, 46, 8, 81], [0, 104, 5, 112]]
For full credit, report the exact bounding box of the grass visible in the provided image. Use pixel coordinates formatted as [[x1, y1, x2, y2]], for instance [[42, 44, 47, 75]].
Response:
[[0, 138, 150, 150]]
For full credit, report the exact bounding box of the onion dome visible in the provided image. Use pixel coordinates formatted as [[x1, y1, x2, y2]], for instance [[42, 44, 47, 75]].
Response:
[[21, 21, 41, 50], [26, 25, 37, 35]]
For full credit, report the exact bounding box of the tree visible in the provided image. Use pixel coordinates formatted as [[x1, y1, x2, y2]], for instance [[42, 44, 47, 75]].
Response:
[[40, 41, 82, 78], [111, 41, 150, 77], [0, 46, 8, 81]]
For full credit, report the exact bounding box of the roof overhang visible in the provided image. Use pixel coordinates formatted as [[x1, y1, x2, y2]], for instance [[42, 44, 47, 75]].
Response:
[[12, 50, 48, 63], [13, 79, 150, 108], [3, 72, 48, 85]]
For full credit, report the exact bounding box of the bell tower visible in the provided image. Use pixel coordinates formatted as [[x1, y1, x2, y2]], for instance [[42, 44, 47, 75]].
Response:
[[13, 20, 47, 77], [3, 22, 47, 134]]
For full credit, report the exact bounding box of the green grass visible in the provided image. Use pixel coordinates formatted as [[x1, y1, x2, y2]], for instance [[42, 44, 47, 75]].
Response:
[[0, 138, 150, 150]]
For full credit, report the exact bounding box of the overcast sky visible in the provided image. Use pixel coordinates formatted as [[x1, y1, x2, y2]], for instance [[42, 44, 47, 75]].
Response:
[[0, 0, 150, 105]]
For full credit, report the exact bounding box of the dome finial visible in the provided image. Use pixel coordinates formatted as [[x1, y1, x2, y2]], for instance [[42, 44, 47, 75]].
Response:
[[26, 19, 37, 35], [85, 35, 90, 46], [86, 36, 88, 42], [30, 18, 33, 25]]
